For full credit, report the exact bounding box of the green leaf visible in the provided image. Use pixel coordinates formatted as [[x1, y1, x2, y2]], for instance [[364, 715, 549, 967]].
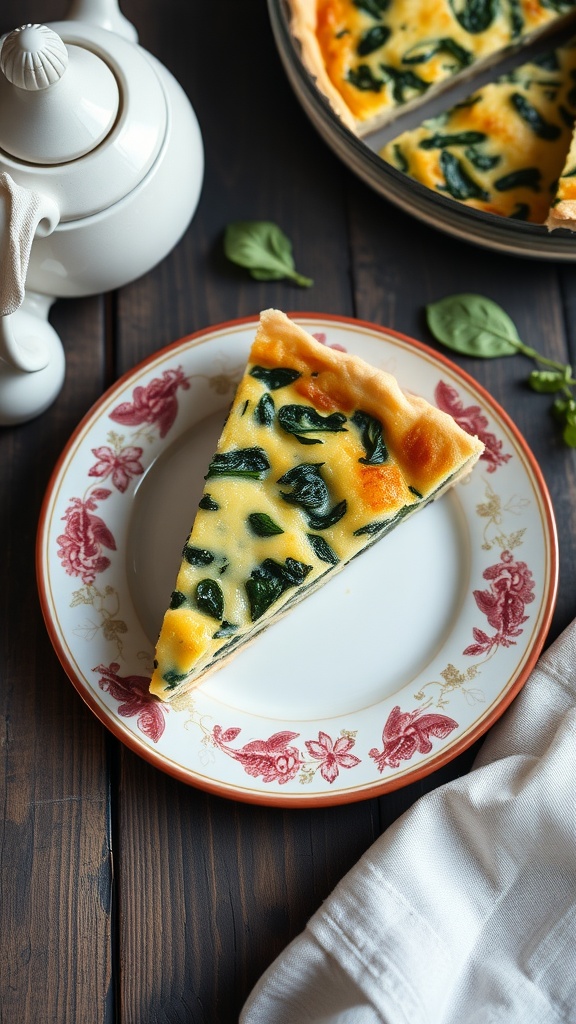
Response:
[[255, 392, 276, 425], [206, 446, 271, 479], [198, 493, 219, 511], [182, 545, 214, 566], [277, 404, 348, 439], [278, 463, 347, 530], [426, 293, 521, 358], [245, 558, 313, 621], [250, 365, 301, 390], [528, 369, 566, 393], [195, 579, 224, 620], [223, 221, 313, 287], [351, 410, 388, 464], [307, 533, 340, 565], [212, 620, 239, 639], [563, 421, 576, 447], [247, 512, 285, 537]]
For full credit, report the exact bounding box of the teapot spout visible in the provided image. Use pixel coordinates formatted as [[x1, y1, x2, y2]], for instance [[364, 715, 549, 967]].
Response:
[[0, 293, 65, 425], [65, 0, 138, 42]]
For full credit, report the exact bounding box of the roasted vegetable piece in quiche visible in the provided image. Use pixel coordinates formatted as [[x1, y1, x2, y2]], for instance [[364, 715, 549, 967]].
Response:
[[381, 42, 576, 223], [150, 309, 484, 701], [287, 0, 576, 137]]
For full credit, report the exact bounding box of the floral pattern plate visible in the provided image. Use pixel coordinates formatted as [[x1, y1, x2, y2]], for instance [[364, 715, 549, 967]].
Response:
[[37, 314, 558, 806]]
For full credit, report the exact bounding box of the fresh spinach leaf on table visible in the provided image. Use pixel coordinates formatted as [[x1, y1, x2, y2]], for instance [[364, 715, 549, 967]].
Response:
[[426, 293, 576, 447], [224, 221, 313, 287]]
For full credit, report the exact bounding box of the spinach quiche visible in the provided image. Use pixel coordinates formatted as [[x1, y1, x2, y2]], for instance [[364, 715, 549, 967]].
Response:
[[287, 0, 576, 136], [381, 42, 576, 222], [150, 309, 484, 701]]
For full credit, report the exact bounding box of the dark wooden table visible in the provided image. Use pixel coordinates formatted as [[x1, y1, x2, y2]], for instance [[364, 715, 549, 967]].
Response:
[[2, 1, 575, 1021]]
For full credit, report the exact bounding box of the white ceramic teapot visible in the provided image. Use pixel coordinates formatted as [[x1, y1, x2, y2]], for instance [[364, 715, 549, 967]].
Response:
[[0, 0, 204, 424]]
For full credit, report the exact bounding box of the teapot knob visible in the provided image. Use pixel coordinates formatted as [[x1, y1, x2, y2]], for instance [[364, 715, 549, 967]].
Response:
[[1, 24, 68, 91]]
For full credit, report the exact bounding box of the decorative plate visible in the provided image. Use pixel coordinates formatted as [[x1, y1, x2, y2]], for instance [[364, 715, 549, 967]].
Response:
[[37, 314, 558, 806], [267, 0, 576, 261]]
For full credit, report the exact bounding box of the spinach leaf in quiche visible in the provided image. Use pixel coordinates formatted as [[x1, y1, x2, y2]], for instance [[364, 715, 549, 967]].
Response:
[[353, 0, 391, 16], [278, 463, 347, 530], [419, 130, 486, 150], [206, 446, 271, 479], [278, 404, 348, 444], [438, 152, 489, 201], [212, 620, 239, 639], [246, 557, 313, 621], [351, 410, 388, 464], [509, 202, 530, 220], [347, 63, 383, 92], [247, 512, 285, 537], [183, 545, 215, 566], [379, 65, 428, 103], [250, 365, 302, 390], [199, 493, 219, 511], [354, 505, 412, 537], [195, 579, 224, 621], [224, 221, 313, 287], [510, 94, 562, 140], [493, 167, 542, 192], [357, 25, 390, 56], [402, 37, 472, 69], [307, 533, 340, 565], [448, 0, 497, 34], [465, 146, 501, 171], [255, 392, 276, 425], [169, 590, 187, 609]]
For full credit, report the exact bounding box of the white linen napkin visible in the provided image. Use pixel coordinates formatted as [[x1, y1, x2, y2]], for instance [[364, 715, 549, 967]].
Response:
[[241, 618, 576, 1024], [0, 172, 44, 317]]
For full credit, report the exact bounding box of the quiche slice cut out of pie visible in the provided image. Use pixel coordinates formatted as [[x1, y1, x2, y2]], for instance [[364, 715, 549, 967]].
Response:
[[150, 309, 484, 702], [380, 41, 576, 223], [287, 0, 576, 137]]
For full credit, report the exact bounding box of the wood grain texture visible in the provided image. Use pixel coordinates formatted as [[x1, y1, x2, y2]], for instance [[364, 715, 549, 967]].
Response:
[[1, 0, 575, 1021]]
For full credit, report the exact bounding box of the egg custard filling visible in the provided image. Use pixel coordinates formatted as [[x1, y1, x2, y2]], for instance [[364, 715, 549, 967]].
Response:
[[287, 0, 576, 136], [381, 41, 576, 223], [150, 309, 484, 701]]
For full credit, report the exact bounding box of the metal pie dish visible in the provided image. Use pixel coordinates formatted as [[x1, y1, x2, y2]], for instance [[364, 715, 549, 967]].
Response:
[[268, 0, 576, 260]]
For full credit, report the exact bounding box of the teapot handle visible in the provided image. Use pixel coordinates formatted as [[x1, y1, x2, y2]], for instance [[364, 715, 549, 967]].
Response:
[[0, 173, 60, 372]]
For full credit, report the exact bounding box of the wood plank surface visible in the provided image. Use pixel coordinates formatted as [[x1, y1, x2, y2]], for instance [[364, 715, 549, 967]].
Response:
[[1, 1, 575, 1022]]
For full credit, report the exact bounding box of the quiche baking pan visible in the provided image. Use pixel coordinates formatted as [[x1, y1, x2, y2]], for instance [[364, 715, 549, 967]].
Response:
[[268, 0, 576, 258]]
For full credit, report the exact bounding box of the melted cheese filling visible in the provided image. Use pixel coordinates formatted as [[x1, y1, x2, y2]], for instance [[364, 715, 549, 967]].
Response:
[[290, 0, 574, 133], [381, 42, 576, 222]]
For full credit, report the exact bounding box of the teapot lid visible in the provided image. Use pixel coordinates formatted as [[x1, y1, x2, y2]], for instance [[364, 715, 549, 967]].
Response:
[[0, 24, 119, 164]]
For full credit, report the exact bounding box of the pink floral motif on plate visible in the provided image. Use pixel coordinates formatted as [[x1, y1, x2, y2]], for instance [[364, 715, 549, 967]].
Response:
[[369, 706, 458, 772], [464, 549, 535, 656]]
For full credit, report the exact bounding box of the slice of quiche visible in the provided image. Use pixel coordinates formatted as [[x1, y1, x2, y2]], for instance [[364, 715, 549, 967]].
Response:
[[546, 119, 576, 229], [381, 42, 576, 223], [287, 0, 576, 137], [150, 309, 484, 701]]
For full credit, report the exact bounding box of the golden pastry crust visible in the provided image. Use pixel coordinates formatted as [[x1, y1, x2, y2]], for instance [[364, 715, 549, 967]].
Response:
[[150, 309, 484, 701], [287, 0, 576, 137]]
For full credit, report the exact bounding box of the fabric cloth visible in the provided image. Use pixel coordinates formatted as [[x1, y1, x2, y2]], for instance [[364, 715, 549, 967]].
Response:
[[241, 619, 576, 1024], [0, 171, 45, 316]]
